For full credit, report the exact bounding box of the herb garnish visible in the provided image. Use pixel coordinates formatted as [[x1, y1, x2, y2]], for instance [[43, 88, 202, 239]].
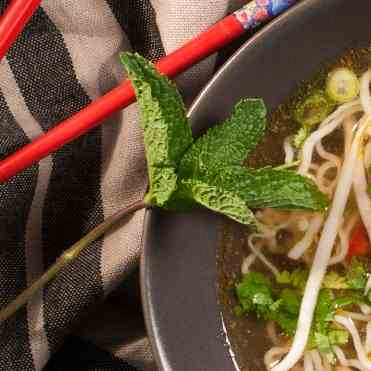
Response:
[[0, 52, 327, 322], [236, 259, 370, 354]]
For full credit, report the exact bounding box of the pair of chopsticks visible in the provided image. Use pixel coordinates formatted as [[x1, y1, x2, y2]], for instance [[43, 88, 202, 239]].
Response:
[[0, 0, 297, 182]]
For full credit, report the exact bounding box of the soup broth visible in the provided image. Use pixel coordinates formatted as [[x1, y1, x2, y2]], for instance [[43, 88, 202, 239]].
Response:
[[218, 45, 371, 371]]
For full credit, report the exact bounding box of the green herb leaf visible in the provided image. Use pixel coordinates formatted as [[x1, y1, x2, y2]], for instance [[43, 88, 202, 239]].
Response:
[[313, 332, 332, 353], [276, 271, 292, 285], [333, 297, 357, 308], [275, 311, 298, 337], [209, 166, 328, 211], [322, 260, 367, 291], [178, 179, 255, 225], [123, 52, 327, 223], [280, 288, 301, 315], [236, 272, 274, 317], [310, 329, 349, 353], [328, 329, 349, 346], [120, 52, 193, 206], [293, 90, 334, 128], [178, 99, 267, 179], [315, 289, 335, 327], [276, 268, 308, 290], [294, 126, 310, 148], [236, 271, 357, 352], [323, 271, 348, 290], [347, 259, 368, 290]]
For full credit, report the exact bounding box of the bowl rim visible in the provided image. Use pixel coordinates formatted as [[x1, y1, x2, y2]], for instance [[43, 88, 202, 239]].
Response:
[[140, 0, 328, 369]]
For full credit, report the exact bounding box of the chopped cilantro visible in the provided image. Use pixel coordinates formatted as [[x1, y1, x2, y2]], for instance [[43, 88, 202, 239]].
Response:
[[235, 272, 274, 317], [323, 271, 348, 289], [328, 329, 349, 346], [346, 259, 368, 289], [236, 272, 357, 353], [275, 311, 298, 337], [280, 289, 301, 315], [313, 332, 332, 353], [276, 268, 308, 290]]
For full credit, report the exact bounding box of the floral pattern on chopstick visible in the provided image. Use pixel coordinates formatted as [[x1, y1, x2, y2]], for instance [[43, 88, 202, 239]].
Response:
[[234, 0, 296, 30]]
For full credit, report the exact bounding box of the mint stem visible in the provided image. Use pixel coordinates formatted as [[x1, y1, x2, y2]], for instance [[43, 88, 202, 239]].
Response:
[[0, 199, 147, 323]]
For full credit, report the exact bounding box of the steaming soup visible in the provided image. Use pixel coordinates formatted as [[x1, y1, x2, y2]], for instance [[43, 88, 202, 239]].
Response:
[[219, 46, 371, 371]]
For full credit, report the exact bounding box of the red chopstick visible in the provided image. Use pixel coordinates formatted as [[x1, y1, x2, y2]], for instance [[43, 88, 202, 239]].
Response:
[[0, 0, 297, 182], [0, 0, 41, 60]]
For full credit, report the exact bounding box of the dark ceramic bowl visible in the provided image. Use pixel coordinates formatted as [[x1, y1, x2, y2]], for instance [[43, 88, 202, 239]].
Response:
[[141, 1, 371, 370]]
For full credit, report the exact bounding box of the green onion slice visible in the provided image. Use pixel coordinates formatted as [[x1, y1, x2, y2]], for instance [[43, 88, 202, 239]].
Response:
[[293, 90, 334, 127], [326, 67, 360, 103]]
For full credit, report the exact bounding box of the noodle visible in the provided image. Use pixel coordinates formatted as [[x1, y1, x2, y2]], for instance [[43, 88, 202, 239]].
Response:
[[284, 136, 295, 164], [267, 320, 281, 346], [333, 346, 366, 371], [304, 352, 314, 371], [360, 304, 371, 315], [365, 276, 371, 296], [310, 350, 325, 371], [334, 315, 371, 370], [321, 354, 332, 371], [339, 311, 371, 322], [241, 253, 257, 275], [343, 116, 355, 157], [353, 156, 371, 242], [272, 114, 370, 371], [299, 101, 362, 175], [264, 346, 290, 369], [364, 141, 371, 168], [315, 141, 342, 167], [365, 322, 371, 354], [234, 67, 371, 371], [316, 161, 340, 194], [247, 234, 280, 277], [329, 213, 357, 265], [288, 215, 323, 260], [360, 70, 371, 113]]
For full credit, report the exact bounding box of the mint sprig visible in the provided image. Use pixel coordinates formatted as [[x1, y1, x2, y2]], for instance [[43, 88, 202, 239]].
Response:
[[0, 52, 328, 323], [122, 53, 327, 221], [120, 52, 193, 206]]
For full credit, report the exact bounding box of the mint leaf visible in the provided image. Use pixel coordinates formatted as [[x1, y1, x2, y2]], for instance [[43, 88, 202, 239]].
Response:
[[120, 52, 193, 206], [178, 179, 255, 225], [122, 52, 327, 223], [210, 166, 328, 210], [178, 99, 266, 179]]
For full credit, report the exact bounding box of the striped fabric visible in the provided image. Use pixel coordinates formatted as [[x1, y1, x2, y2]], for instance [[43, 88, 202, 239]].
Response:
[[0, 1, 240, 370]]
